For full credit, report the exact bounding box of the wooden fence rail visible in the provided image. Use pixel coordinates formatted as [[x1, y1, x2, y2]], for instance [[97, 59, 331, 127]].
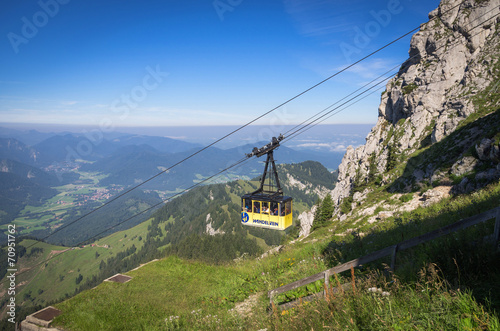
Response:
[[269, 206, 500, 304]]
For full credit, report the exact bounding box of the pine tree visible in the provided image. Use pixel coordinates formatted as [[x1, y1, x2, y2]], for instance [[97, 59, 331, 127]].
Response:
[[312, 193, 334, 230], [319, 193, 334, 222]]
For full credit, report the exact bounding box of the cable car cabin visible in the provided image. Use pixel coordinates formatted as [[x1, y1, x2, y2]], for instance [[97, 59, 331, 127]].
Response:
[[241, 194, 292, 230], [240, 135, 293, 230]]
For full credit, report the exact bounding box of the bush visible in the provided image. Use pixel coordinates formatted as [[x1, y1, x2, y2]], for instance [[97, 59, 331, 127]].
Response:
[[399, 193, 413, 203]]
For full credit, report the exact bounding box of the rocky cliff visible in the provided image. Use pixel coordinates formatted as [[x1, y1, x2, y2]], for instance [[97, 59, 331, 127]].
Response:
[[331, 0, 500, 218]]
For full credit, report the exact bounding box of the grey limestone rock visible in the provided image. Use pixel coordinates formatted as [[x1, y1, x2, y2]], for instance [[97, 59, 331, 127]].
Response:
[[330, 0, 499, 212]]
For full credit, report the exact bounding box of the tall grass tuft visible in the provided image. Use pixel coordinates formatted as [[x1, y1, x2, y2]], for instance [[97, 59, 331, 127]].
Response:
[[267, 265, 500, 330]]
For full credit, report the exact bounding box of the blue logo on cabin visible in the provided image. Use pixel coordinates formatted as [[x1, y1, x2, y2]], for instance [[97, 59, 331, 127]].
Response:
[[241, 212, 249, 223]]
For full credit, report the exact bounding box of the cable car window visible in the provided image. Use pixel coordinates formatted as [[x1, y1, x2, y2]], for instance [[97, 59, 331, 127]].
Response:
[[262, 202, 269, 214], [285, 201, 292, 215], [242, 199, 250, 212], [253, 201, 260, 213], [270, 202, 279, 215]]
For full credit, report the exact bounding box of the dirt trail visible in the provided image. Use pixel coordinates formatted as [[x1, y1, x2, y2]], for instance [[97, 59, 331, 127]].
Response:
[[234, 293, 262, 318]]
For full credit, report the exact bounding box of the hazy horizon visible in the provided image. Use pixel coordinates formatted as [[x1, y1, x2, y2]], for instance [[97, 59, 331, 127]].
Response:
[[0, 122, 374, 151]]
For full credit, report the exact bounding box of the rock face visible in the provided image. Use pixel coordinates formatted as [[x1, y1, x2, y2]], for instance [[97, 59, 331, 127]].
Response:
[[331, 0, 500, 212], [297, 205, 317, 238]]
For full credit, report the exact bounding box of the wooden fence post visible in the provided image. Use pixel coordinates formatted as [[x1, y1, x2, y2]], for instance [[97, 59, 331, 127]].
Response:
[[324, 271, 329, 297], [494, 208, 500, 250], [390, 244, 399, 271]]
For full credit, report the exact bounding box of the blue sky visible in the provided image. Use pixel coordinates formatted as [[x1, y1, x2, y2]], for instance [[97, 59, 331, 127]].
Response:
[[0, 0, 440, 128]]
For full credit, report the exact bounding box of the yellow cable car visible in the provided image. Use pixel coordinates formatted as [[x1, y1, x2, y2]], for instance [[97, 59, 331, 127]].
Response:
[[241, 194, 292, 230], [241, 135, 293, 230]]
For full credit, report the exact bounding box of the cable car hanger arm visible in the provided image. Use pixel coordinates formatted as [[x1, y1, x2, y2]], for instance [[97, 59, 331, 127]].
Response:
[[245, 135, 284, 196], [245, 134, 284, 158]]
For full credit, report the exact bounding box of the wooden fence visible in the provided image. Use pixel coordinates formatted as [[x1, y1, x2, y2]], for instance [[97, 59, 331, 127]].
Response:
[[268, 206, 500, 304]]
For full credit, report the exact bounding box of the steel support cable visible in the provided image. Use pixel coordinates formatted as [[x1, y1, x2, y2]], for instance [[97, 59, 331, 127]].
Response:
[[282, 68, 399, 138], [286, 86, 387, 145], [284, 73, 394, 142], [285, 84, 388, 145]]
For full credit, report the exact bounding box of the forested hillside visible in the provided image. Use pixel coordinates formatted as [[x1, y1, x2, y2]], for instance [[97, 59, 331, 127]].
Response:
[[140, 161, 336, 263], [32, 189, 163, 246], [0, 172, 57, 225]]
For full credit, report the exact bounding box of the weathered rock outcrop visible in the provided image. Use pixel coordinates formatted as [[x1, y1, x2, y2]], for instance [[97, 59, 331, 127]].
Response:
[[331, 0, 500, 213], [297, 205, 316, 238]]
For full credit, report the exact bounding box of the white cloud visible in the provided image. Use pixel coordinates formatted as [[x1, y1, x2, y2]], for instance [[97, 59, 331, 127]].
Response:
[[283, 0, 366, 37], [60, 100, 78, 106], [342, 58, 400, 80], [295, 141, 350, 152]]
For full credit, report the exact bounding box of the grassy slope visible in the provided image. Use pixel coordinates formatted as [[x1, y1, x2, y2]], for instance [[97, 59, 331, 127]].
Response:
[[52, 180, 500, 330], [0, 217, 157, 316]]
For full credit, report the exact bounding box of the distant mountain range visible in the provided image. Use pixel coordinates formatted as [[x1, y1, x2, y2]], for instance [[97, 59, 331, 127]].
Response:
[[0, 138, 40, 166], [0, 129, 344, 191], [0, 128, 344, 230], [0, 132, 204, 166], [80, 141, 344, 191]]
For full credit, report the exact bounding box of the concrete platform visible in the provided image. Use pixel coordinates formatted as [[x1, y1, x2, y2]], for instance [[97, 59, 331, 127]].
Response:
[[104, 273, 133, 283], [21, 306, 63, 330]]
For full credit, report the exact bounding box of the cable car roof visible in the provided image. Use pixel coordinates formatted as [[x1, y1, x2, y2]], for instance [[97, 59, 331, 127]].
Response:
[[241, 193, 292, 203]]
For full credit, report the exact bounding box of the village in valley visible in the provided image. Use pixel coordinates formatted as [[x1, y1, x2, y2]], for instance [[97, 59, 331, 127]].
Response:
[[13, 167, 124, 236]]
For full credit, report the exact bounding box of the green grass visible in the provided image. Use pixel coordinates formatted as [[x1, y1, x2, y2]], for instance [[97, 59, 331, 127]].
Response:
[[54, 257, 254, 330], [269, 267, 500, 331], [1, 239, 68, 308], [94, 217, 157, 252], [52, 243, 332, 330], [402, 82, 418, 95], [329, 180, 500, 260]]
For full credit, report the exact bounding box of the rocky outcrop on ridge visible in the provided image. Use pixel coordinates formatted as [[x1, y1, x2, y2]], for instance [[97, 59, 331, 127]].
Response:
[[331, 0, 500, 215]]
